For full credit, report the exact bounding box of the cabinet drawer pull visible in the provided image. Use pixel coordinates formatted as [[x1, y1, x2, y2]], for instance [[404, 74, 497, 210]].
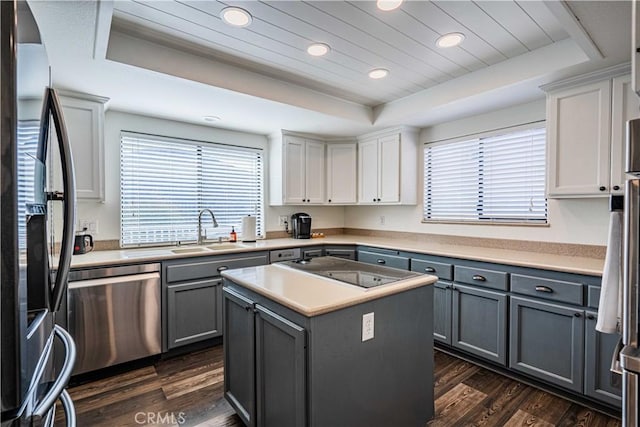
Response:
[[535, 285, 554, 293], [217, 266, 228, 272], [574, 313, 582, 318], [613, 185, 620, 191], [424, 267, 436, 273], [472, 275, 486, 282], [599, 186, 606, 192], [376, 259, 386, 264], [587, 314, 596, 320]]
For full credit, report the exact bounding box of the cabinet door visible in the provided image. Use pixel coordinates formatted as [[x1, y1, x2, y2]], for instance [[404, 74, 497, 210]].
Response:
[[452, 284, 507, 365], [59, 96, 105, 200], [283, 136, 306, 204], [223, 288, 256, 427], [255, 305, 306, 427], [378, 133, 401, 203], [585, 311, 622, 406], [304, 140, 325, 203], [611, 75, 640, 194], [358, 138, 379, 203], [326, 143, 357, 204], [547, 80, 612, 197], [433, 281, 452, 345], [166, 278, 222, 349], [509, 296, 584, 392]]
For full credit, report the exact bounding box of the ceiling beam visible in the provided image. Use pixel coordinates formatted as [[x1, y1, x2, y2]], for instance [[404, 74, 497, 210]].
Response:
[[106, 28, 373, 126], [543, 0, 603, 60]]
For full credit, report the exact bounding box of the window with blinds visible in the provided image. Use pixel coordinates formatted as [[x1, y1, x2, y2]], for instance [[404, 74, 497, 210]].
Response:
[[17, 120, 40, 249], [423, 126, 547, 223], [120, 132, 264, 247]]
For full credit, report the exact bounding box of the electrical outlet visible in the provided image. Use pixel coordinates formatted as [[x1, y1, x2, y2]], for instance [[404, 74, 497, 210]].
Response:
[[379, 215, 385, 225], [278, 215, 288, 227], [362, 312, 374, 342], [79, 219, 98, 235]]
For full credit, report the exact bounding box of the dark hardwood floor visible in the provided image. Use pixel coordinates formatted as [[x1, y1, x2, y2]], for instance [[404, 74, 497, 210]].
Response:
[[58, 345, 621, 426]]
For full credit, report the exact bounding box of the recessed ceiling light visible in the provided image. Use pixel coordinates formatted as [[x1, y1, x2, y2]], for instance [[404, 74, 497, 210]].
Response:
[[203, 116, 221, 122], [376, 0, 403, 11], [307, 43, 331, 57], [220, 6, 252, 28], [436, 32, 465, 48], [368, 68, 389, 79]]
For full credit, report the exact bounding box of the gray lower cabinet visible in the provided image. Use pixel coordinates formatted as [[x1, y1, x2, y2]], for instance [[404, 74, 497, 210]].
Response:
[[166, 278, 222, 349], [163, 253, 269, 350], [584, 311, 622, 406], [433, 281, 452, 344], [223, 287, 306, 427], [223, 288, 256, 426], [509, 296, 584, 392], [452, 284, 508, 365]]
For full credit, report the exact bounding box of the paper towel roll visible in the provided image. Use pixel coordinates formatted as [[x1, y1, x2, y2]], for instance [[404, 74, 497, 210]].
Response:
[[242, 215, 256, 242]]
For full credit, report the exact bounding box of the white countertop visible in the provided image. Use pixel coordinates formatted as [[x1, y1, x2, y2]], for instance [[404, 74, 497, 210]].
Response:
[[69, 235, 604, 276], [221, 262, 437, 316]]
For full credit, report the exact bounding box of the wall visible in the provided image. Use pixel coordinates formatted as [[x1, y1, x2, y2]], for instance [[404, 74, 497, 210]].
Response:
[[79, 110, 345, 243], [344, 100, 610, 246]]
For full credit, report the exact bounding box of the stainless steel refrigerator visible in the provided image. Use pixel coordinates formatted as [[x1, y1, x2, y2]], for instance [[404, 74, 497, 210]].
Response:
[[620, 118, 640, 427], [1, 1, 77, 425]]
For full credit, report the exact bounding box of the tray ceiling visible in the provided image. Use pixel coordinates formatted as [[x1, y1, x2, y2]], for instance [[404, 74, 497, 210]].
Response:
[[111, 0, 570, 107]]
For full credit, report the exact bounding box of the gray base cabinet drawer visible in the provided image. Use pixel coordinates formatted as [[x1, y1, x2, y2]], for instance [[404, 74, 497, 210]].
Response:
[[358, 250, 409, 270], [324, 247, 356, 260], [585, 312, 622, 407], [411, 259, 453, 281], [166, 254, 269, 283], [302, 248, 324, 259], [588, 286, 601, 309], [454, 266, 508, 290], [511, 274, 583, 306], [452, 284, 507, 366], [509, 296, 584, 392], [167, 279, 222, 349]]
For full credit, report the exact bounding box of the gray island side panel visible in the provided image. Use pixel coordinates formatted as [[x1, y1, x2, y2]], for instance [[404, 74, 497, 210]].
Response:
[[307, 285, 434, 427]]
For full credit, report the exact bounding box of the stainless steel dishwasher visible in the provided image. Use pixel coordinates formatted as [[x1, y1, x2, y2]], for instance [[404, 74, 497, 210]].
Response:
[[67, 263, 161, 374]]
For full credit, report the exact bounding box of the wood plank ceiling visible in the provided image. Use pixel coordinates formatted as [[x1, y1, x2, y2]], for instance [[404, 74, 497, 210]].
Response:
[[111, 1, 568, 107]]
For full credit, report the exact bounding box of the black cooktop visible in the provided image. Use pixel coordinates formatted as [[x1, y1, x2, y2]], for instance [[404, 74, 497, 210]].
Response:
[[280, 256, 422, 288]]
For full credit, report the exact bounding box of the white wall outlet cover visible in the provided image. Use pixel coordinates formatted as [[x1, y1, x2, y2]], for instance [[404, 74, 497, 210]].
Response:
[[362, 312, 374, 341]]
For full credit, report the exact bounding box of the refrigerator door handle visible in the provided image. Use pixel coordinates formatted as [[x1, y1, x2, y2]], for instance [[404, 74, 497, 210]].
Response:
[[32, 325, 76, 419], [612, 337, 624, 375], [58, 389, 76, 427], [624, 179, 639, 348], [47, 88, 76, 313]]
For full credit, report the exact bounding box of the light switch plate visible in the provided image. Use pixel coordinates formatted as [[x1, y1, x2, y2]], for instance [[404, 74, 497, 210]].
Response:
[[362, 312, 374, 341]]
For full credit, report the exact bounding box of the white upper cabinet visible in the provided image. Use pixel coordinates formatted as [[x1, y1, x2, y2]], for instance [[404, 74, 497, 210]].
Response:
[[303, 139, 325, 204], [59, 92, 107, 201], [611, 75, 640, 193], [357, 127, 417, 205], [271, 134, 325, 205], [545, 66, 637, 198], [326, 143, 357, 204]]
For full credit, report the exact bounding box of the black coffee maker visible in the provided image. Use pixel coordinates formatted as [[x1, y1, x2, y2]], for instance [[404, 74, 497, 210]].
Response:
[[291, 213, 312, 239]]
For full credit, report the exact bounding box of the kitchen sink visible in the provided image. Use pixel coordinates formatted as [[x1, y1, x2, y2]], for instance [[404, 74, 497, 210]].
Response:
[[206, 243, 245, 251], [171, 247, 209, 254]]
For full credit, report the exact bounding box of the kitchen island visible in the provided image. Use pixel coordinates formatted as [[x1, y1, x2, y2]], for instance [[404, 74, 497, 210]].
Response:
[[221, 257, 437, 427]]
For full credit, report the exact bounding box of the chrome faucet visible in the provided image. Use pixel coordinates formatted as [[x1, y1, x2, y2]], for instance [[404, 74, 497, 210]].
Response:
[[197, 209, 219, 245]]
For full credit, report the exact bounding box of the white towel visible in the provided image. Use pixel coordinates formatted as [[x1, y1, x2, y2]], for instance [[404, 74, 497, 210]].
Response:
[[596, 211, 623, 334]]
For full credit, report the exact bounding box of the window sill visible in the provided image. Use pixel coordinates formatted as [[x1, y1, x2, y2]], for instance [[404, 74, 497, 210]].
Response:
[[421, 219, 550, 227]]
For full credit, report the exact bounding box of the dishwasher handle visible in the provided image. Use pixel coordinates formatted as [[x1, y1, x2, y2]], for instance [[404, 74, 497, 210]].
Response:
[[68, 272, 160, 289]]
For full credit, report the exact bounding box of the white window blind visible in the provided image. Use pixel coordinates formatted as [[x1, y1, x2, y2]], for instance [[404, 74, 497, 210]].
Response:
[[120, 132, 264, 247], [424, 126, 547, 223], [17, 120, 39, 249]]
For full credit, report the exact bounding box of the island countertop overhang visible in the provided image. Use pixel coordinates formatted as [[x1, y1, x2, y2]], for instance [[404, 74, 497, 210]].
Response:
[[221, 262, 437, 317]]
